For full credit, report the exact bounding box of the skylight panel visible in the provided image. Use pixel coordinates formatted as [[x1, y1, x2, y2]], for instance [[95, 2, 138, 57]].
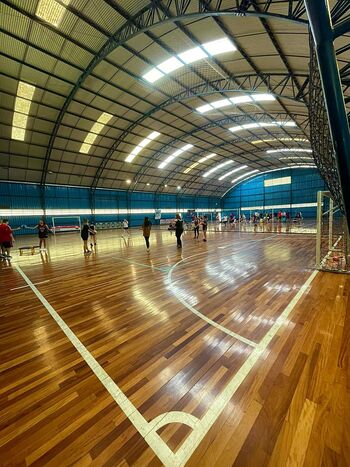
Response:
[[158, 143, 193, 169], [178, 47, 208, 64], [184, 162, 199, 173], [79, 143, 91, 154], [143, 68, 165, 83], [36, 0, 71, 27], [203, 38, 236, 55], [14, 97, 31, 114], [13, 113, 28, 128], [231, 169, 259, 184], [279, 156, 313, 161], [183, 153, 216, 174], [125, 131, 161, 163], [12, 81, 35, 141], [79, 112, 112, 154], [218, 165, 247, 181], [230, 95, 253, 105], [11, 127, 26, 141], [157, 57, 183, 73], [203, 160, 234, 178]]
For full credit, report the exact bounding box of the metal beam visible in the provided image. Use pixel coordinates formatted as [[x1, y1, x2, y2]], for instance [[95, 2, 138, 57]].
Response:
[[39, 0, 308, 185], [333, 17, 350, 39], [305, 0, 350, 231]]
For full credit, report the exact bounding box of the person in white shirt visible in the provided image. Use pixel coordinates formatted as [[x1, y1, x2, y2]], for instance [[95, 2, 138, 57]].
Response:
[[123, 219, 130, 236]]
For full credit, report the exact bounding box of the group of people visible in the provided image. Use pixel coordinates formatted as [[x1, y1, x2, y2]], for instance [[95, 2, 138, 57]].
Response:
[[0, 213, 209, 259], [0, 218, 50, 260]]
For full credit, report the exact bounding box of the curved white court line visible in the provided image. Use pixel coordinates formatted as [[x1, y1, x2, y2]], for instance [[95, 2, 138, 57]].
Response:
[[148, 411, 199, 431], [166, 234, 279, 347]]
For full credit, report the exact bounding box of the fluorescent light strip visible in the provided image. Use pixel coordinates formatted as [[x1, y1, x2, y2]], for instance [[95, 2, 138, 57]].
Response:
[[266, 148, 312, 154], [203, 160, 234, 178], [36, 0, 71, 27], [218, 165, 247, 181], [279, 156, 313, 161], [158, 143, 193, 169], [240, 202, 317, 210], [252, 138, 309, 145], [125, 131, 161, 163], [196, 93, 275, 114], [0, 208, 222, 217], [231, 170, 259, 184], [229, 121, 297, 134], [12, 82, 36, 141], [143, 37, 236, 83], [79, 112, 113, 154]]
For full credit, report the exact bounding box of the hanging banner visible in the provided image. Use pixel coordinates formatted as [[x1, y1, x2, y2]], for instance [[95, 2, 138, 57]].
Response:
[[155, 209, 162, 219]]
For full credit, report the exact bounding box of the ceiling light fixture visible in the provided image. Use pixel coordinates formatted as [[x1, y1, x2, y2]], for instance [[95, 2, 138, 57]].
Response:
[[203, 160, 234, 178], [266, 148, 312, 154], [218, 165, 248, 181], [231, 169, 259, 184], [229, 121, 296, 134], [142, 37, 236, 83], [196, 93, 275, 114], [158, 143, 193, 169], [125, 131, 161, 163]]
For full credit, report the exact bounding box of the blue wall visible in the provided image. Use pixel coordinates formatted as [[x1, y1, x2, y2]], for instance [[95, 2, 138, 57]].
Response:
[[222, 168, 326, 218], [0, 182, 220, 234]]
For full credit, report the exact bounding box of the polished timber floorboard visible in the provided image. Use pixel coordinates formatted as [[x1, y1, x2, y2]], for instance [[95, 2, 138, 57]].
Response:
[[0, 228, 349, 466]]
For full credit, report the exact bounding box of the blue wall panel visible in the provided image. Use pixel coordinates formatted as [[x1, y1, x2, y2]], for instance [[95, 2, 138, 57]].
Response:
[[222, 168, 326, 218]]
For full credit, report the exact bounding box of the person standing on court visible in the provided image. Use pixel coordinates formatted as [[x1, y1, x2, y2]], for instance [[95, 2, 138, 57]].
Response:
[[202, 215, 208, 242], [142, 216, 152, 251], [175, 213, 184, 248]]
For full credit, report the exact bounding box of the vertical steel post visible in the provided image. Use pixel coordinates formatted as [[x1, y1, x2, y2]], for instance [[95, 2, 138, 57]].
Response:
[[328, 197, 334, 251], [305, 0, 350, 233], [316, 190, 323, 268]]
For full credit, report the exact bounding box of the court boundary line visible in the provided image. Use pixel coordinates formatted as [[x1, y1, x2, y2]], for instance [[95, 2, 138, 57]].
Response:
[[14, 262, 318, 466]]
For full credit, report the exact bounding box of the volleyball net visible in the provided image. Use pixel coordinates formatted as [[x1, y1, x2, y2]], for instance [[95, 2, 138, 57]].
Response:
[[316, 191, 350, 272]]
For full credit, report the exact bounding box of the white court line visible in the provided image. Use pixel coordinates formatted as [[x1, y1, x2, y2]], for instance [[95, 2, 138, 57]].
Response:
[[10, 280, 50, 291], [166, 234, 279, 347], [14, 262, 318, 467]]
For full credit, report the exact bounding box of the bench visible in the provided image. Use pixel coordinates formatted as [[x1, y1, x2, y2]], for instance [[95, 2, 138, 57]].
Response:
[[19, 246, 40, 256]]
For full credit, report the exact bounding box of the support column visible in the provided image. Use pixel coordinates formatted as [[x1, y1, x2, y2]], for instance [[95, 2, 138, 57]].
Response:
[[305, 0, 350, 233]]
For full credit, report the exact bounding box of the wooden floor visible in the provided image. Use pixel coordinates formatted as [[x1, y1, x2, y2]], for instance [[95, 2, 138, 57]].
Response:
[[0, 228, 349, 466]]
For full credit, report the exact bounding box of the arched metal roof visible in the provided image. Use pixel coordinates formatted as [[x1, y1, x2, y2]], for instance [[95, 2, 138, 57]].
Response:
[[0, 0, 349, 196]]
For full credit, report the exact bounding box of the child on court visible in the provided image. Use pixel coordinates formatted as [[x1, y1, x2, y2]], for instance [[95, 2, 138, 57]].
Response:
[[89, 222, 97, 248], [123, 219, 130, 236], [27, 220, 50, 250], [81, 219, 93, 254], [142, 217, 152, 251], [0, 219, 15, 259]]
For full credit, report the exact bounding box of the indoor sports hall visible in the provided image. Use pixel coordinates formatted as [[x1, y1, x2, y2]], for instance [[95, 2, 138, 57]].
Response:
[[0, 1, 349, 466]]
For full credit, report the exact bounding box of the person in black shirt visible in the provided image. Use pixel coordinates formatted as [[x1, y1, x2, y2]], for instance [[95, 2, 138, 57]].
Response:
[[27, 219, 50, 250], [175, 214, 184, 248], [202, 215, 208, 242], [81, 219, 93, 254]]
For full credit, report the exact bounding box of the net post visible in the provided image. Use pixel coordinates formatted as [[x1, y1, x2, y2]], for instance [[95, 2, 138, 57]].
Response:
[[328, 197, 334, 251], [316, 190, 323, 268]]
